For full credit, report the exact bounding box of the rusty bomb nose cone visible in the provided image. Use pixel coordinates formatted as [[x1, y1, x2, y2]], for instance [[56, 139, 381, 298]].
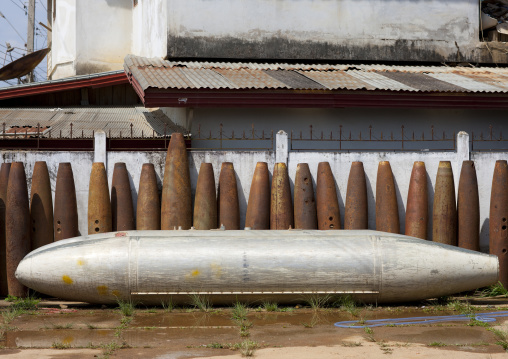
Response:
[[137, 163, 161, 230], [432, 161, 457, 246], [294, 163, 317, 230], [270, 162, 293, 230], [88, 162, 112, 235], [5, 162, 30, 297], [111, 163, 135, 231], [193, 163, 217, 230], [217, 162, 240, 230], [30, 161, 54, 250], [458, 160, 480, 251], [54, 163, 79, 241], [490, 160, 508, 287], [0, 163, 11, 296], [245, 162, 270, 230], [316, 162, 341, 230], [376, 161, 399, 234], [344, 161, 368, 230], [405, 161, 428, 240], [161, 133, 192, 230]]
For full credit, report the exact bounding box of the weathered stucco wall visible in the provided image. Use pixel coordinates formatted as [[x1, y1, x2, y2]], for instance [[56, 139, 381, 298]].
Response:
[[51, 0, 132, 79], [166, 0, 483, 62], [132, 0, 167, 58], [1, 141, 506, 252]]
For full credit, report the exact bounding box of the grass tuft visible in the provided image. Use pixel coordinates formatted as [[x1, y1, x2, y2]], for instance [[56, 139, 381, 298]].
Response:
[[302, 294, 332, 311], [117, 299, 135, 317], [334, 295, 359, 317], [262, 302, 278, 312], [429, 341, 447, 347], [480, 282, 508, 297], [239, 339, 258, 357], [189, 294, 211, 312], [161, 299, 174, 312], [52, 341, 71, 349]]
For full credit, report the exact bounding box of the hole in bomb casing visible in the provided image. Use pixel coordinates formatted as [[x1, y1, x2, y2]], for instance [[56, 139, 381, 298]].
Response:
[[57, 228, 61, 233], [503, 226, 507, 231], [95, 227, 100, 232], [503, 218, 507, 223], [329, 217, 333, 221], [95, 220, 99, 224], [503, 249, 507, 254], [57, 220, 61, 225]]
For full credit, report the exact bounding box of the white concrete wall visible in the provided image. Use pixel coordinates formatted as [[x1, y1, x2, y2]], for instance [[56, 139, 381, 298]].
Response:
[[132, 0, 167, 58], [51, 0, 132, 79], [2, 143, 507, 252]]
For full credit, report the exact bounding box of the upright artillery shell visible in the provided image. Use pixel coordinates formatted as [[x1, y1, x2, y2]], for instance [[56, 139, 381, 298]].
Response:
[[217, 162, 240, 230], [344, 162, 368, 229], [111, 163, 135, 231], [245, 162, 270, 230], [137, 163, 161, 230], [432, 161, 457, 246], [376, 161, 400, 234], [30, 161, 54, 250], [490, 160, 508, 287], [316, 162, 341, 230], [193, 163, 217, 230], [5, 163, 30, 297], [294, 163, 317, 229], [161, 133, 192, 230], [458, 161, 480, 251], [54, 163, 79, 241], [0, 163, 11, 296], [405, 161, 428, 240], [270, 163, 294, 230], [88, 162, 112, 235]]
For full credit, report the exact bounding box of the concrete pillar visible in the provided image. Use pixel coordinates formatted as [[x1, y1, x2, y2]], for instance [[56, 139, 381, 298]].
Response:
[[94, 130, 107, 168], [276, 130, 289, 165], [456, 131, 470, 163]]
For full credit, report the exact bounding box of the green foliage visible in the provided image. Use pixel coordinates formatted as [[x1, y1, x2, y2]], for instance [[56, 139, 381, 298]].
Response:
[[480, 282, 508, 297], [334, 295, 359, 317], [161, 299, 174, 312], [189, 294, 211, 312], [262, 302, 278, 312], [429, 341, 447, 347], [117, 299, 135, 317], [240, 340, 258, 357], [52, 341, 71, 349], [302, 294, 332, 311], [232, 302, 249, 321]]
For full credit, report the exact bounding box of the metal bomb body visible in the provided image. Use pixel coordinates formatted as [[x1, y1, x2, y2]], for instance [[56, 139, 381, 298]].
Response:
[[111, 163, 135, 231], [136, 164, 161, 230], [458, 161, 480, 251], [0, 163, 11, 295], [490, 160, 508, 287], [16, 230, 499, 305], [193, 163, 217, 230], [217, 162, 240, 230], [245, 162, 270, 230], [30, 161, 54, 249], [344, 162, 368, 229], [405, 162, 428, 240], [88, 162, 112, 235], [433, 161, 457, 246], [294, 163, 317, 229], [54, 163, 79, 241], [316, 162, 341, 230], [376, 161, 399, 234]]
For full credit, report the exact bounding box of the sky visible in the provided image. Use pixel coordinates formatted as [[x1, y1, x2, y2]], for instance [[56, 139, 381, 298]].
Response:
[[0, 0, 49, 88]]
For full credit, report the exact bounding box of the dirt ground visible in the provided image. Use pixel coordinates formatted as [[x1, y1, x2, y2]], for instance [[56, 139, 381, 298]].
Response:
[[1, 295, 508, 358]]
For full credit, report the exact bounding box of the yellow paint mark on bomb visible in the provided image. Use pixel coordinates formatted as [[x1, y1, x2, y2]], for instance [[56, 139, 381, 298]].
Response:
[[210, 263, 222, 278], [62, 275, 73, 284], [111, 290, 121, 297], [77, 259, 85, 266], [191, 269, 200, 277], [96, 285, 108, 296]]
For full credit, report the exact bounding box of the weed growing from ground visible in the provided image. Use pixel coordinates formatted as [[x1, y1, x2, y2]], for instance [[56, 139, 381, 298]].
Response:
[[302, 294, 331, 311], [240, 339, 258, 357], [232, 302, 249, 321], [189, 294, 211, 312], [489, 327, 508, 351], [479, 282, 508, 297], [161, 299, 174, 312], [117, 300, 135, 317], [262, 302, 278, 312], [334, 295, 359, 317], [52, 341, 71, 349], [429, 341, 447, 347]]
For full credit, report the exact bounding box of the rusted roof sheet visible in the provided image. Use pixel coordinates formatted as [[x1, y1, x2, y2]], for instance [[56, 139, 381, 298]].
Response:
[[0, 107, 185, 138], [124, 54, 508, 93]]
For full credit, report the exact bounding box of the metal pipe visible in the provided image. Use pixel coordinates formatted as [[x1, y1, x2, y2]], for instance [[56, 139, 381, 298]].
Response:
[[136, 163, 161, 230], [193, 163, 217, 230], [433, 161, 457, 245], [217, 162, 240, 230], [0, 163, 11, 296], [405, 161, 428, 240], [161, 133, 192, 230], [294, 163, 317, 229], [6, 162, 30, 297], [88, 162, 112, 235], [458, 161, 480, 251], [54, 163, 79, 241], [376, 161, 399, 234], [30, 161, 54, 250], [270, 163, 293, 230], [245, 162, 270, 230], [316, 162, 341, 230], [111, 163, 135, 231], [490, 160, 508, 287], [344, 162, 368, 229]]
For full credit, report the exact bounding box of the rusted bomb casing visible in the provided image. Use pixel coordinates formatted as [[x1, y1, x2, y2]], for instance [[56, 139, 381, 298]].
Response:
[[161, 133, 192, 230], [316, 162, 341, 230], [270, 163, 294, 230], [245, 162, 270, 230], [54, 163, 79, 241], [193, 163, 217, 230], [405, 161, 428, 240], [5, 162, 30, 297], [376, 161, 400, 234], [344, 162, 368, 229], [88, 162, 112, 235], [217, 162, 240, 230], [294, 163, 317, 229], [136, 163, 161, 230], [432, 161, 457, 246], [0, 163, 11, 296], [490, 160, 508, 287], [458, 161, 480, 251], [111, 163, 135, 231], [30, 161, 54, 250]]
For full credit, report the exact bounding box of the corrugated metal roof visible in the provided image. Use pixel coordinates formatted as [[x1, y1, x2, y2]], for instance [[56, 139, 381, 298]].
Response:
[[0, 107, 185, 138], [124, 54, 508, 93]]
